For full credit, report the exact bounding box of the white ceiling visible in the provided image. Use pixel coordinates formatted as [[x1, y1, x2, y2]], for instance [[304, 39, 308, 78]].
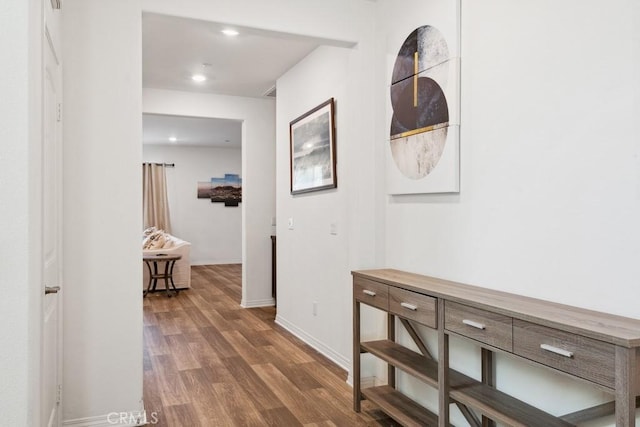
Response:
[[143, 114, 242, 148], [142, 12, 324, 98], [142, 13, 327, 147]]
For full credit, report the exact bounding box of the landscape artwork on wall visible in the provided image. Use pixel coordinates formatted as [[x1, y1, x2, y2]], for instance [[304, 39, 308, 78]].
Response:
[[290, 98, 337, 195], [197, 173, 242, 207], [386, 2, 461, 194]]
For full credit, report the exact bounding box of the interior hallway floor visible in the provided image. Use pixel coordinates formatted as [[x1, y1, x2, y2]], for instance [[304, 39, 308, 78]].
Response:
[[143, 264, 399, 426]]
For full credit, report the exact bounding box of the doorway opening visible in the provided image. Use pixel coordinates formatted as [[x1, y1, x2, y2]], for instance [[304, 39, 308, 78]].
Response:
[[142, 113, 244, 301]]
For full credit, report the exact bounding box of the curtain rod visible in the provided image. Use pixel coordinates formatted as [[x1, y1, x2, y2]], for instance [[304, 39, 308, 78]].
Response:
[[144, 162, 175, 167]]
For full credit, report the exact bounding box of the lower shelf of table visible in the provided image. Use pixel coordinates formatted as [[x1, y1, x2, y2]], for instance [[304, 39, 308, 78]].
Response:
[[361, 385, 438, 427], [360, 339, 573, 427]]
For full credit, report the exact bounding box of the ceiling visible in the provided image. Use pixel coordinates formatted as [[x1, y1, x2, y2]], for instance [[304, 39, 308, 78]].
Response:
[[142, 12, 324, 98], [142, 13, 327, 147], [143, 114, 242, 148]]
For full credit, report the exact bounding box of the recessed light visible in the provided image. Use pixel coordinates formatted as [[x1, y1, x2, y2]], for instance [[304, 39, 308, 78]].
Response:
[[191, 74, 207, 82], [221, 29, 239, 37], [169, 137, 177, 142]]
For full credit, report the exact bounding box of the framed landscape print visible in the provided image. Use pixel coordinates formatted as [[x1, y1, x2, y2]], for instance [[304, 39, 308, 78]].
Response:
[[289, 98, 337, 195]]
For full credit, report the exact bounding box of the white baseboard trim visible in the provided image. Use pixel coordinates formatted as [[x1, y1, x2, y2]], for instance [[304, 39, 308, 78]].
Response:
[[241, 297, 275, 308], [191, 261, 242, 266], [63, 410, 148, 427], [275, 314, 350, 372], [346, 373, 381, 388]]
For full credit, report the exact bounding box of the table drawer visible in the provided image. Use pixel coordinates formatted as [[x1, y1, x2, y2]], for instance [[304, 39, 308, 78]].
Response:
[[354, 277, 388, 311], [445, 301, 513, 352], [513, 319, 615, 388], [389, 287, 437, 328]]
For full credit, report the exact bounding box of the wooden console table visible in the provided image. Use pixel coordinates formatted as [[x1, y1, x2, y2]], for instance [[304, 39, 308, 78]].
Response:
[[352, 269, 640, 427]]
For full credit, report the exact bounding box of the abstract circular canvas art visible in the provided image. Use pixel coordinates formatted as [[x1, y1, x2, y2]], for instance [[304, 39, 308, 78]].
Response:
[[390, 25, 451, 180]]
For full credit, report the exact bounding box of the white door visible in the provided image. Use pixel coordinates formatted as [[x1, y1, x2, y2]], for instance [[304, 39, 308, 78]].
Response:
[[42, 0, 63, 426]]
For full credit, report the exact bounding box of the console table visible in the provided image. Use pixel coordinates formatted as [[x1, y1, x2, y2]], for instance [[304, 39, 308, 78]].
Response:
[[352, 269, 640, 427]]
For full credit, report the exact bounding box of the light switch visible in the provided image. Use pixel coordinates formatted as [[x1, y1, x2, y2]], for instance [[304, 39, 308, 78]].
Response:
[[330, 222, 337, 235], [288, 217, 294, 230]]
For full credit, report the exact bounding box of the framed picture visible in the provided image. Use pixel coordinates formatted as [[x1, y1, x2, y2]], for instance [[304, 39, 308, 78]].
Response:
[[289, 98, 337, 195]]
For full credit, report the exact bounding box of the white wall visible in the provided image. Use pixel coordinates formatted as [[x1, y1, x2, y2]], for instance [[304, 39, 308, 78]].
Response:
[[62, 0, 143, 423], [377, 0, 640, 424], [382, 0, 640, 318], [0, 0, 42, 424], [266, 2, 379, 373], [143, 144, 242, 265], [275, 46, 354, 368], [143, 89, 275, 307]]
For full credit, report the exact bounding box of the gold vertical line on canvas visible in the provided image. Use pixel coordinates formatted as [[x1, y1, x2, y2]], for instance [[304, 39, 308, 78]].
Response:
[[413, 51, 419, 107]]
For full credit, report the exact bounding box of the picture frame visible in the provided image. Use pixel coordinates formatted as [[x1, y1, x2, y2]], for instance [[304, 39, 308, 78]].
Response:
[[289, 98, 337, 195]]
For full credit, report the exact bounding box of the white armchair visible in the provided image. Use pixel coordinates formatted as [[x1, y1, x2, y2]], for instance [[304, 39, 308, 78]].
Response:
[[142, 232, 191, 290]]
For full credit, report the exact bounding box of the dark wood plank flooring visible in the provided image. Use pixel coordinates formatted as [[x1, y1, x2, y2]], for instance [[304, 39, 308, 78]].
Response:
[[143, 264, 398, 426]]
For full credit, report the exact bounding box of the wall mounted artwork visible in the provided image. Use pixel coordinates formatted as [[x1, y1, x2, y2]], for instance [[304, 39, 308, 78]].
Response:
[[197, 173, 242, 207], [290, 98, 337, 195], [386, 3, 461, 194]]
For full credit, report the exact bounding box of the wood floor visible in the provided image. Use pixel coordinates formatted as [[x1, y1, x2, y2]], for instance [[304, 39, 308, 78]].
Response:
[[143, 264, 398, 426]]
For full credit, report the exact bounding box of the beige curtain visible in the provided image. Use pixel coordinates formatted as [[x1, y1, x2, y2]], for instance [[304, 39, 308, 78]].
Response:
[[142, 163, 171, 233]]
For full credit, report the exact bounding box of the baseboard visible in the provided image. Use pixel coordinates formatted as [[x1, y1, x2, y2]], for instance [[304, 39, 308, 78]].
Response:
[[63, 410, 149, 427], [144, 287, 188, 292], [241, 297, 275, 308], [275, 314, 350, 372], [191, 261, 242, 266], [346, 374, 381, 388]]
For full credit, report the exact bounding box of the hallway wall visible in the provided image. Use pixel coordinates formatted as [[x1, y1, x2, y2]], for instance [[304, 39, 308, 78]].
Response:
[[0, 0, 43, 424], [62, 0, 144, 422], [376, 0, 640, 423]]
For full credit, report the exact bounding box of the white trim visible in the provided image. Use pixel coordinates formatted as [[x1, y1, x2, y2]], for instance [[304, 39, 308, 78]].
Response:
[[191, 260, 242, 266], [346, 374, 380, 388], [240, 297, 275, 308], [275, 314, 350, 372], [63, 410, 148, 427]]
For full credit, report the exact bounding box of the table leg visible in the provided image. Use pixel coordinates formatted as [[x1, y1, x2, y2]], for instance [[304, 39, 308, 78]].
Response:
[[163, 259, 172, 297], [353, 299, 361, 412], [143, 261, 155, 297], [168, 259, 179, 295], [615, 346, 637, 427]]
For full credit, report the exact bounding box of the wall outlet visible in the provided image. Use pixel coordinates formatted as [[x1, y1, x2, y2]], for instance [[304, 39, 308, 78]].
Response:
[[313, 301, 318, 316]]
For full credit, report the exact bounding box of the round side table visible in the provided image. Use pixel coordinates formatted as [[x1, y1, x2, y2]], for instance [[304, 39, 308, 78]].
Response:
[[143, 253, 182, 297]]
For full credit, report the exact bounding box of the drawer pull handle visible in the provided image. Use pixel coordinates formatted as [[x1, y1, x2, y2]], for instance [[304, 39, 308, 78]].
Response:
[[362, 290, 376, 297], [400, 302, 418, 311], [540, 344, 574, 358], [462, 319, 486, 330]]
